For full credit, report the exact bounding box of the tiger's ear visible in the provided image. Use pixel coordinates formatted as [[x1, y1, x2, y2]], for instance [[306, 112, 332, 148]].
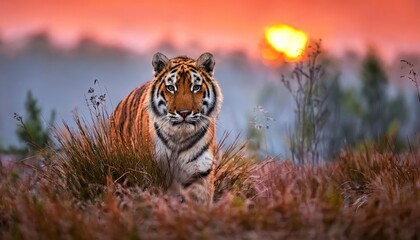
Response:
[[152, 52, 169, 76], [197, 52, 215, 76]]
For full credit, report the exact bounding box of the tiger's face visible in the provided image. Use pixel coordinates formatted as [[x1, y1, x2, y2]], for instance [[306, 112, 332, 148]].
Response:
[[149, 53, 222, 131]]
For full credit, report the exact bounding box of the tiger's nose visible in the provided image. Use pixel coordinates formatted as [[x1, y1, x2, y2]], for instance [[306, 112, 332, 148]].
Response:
[[178, 110, 192, 119]]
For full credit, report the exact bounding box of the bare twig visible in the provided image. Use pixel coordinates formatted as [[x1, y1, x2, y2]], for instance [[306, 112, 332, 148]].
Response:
[[400, 60, 419, 103]]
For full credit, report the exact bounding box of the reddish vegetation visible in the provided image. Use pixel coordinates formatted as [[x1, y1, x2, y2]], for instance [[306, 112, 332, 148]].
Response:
[[0, 106, 418, 239], [1, 146, 419, 239]]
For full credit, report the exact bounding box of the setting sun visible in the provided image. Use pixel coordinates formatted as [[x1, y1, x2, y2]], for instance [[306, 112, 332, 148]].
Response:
[[264, 24, 308, 61]]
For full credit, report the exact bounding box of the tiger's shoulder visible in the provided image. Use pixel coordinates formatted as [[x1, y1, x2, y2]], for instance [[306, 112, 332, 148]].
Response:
[[111, 81, 152, 140]]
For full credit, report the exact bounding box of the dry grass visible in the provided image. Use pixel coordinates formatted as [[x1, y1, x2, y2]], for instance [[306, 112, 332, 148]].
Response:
[[53, 110, 167, 200], [0, 109, 419, 239], [1, 148, 419, 239]]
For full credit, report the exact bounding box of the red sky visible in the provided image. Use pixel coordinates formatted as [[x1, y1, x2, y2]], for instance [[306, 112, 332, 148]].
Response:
[[0, 0, 419, 61]]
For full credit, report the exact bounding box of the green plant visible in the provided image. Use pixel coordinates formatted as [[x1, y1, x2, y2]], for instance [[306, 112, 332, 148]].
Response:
[[14, 90, 55, 154], [360, 49, 390, 139]]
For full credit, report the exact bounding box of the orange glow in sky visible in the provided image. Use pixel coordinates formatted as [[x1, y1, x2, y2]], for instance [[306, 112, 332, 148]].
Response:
[[0, 0, 419, 61], [265, 25, 308, 61]]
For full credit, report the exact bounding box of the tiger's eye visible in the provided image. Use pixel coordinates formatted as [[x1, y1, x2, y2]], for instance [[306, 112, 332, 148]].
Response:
[[166, 85, 175, 92], [192, 85, 201, 92]]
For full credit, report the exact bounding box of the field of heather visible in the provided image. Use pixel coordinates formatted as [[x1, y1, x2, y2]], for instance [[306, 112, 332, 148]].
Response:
[[1, 128, 419, 239]]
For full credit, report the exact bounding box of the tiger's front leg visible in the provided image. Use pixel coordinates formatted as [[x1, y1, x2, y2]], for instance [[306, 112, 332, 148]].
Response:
[[166, 168, 215, 206], [184, 168, 215, 207], [162, 156, 215, 206]]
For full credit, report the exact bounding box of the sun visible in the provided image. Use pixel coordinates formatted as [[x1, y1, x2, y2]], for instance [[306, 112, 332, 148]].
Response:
[[264, 24, 308, 61]]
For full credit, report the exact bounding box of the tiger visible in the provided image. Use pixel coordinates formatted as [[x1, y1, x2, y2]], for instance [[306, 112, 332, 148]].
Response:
[[111, 52, 223, 205]]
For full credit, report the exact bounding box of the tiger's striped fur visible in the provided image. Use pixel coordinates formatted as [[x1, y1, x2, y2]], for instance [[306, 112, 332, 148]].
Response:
[[111, 52, 222, 204]]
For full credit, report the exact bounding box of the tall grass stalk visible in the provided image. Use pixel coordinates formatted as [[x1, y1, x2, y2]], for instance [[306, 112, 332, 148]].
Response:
[[214, 132, 259, 199]]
